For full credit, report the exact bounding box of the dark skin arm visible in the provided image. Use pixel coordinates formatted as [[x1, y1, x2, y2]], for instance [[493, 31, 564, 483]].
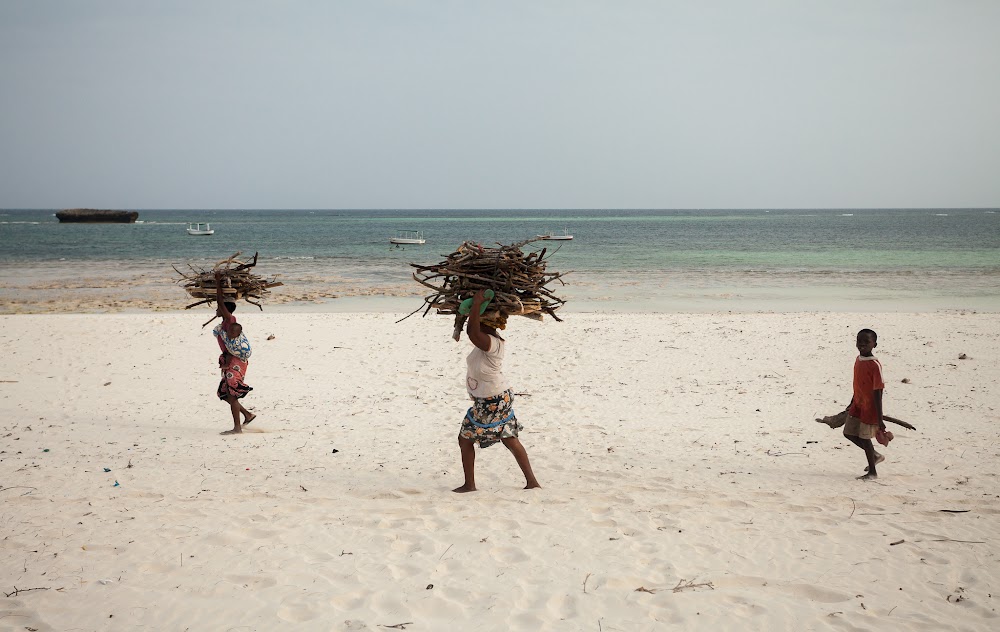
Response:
[[214, 271, 232, 319], [874, 389, 885, 430], [214, 271, 233, 365], [465, 290, 492, 352]]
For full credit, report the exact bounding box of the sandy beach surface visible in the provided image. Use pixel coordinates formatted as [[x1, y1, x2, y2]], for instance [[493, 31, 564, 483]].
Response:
[[1, 310, 998, 631]]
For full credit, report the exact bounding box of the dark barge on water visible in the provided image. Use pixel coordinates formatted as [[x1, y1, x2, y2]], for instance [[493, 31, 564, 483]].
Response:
[[56, 208, 139, 223]]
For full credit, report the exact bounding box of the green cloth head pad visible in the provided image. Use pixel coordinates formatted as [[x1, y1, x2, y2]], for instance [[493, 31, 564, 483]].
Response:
[[458, 289, 495, 315]]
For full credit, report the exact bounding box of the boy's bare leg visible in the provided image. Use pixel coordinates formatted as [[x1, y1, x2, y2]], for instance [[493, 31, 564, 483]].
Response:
[[453, 437, 477, 493], [501, 437, 541, 489], [239, 403, 256, 425], [221, 396, 243, 435], [846, 435, 878, 479], [864, 452, 884, 472]]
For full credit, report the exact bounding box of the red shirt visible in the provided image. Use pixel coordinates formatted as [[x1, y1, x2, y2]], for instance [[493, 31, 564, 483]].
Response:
[[848, 355, 885, 425]]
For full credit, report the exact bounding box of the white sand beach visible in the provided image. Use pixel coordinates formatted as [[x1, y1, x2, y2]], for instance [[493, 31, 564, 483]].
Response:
[[1, 310, 998, 630]]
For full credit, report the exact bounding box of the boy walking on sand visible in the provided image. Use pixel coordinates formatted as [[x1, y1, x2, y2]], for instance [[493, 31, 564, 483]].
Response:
[[843, 328, 887, 479]]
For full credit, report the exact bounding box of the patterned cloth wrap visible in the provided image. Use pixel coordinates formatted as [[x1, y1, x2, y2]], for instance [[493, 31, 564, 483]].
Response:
[[459, 388, 522, 448], [213, 323, 252, 360], [213, 323, 253, 400], [217, 356, 253, 401]]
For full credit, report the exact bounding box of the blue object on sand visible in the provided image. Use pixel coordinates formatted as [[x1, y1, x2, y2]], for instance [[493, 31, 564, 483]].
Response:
[[458, 289, 494, 316], [103, 467, 111, 472], [113, 480, 120, 487]]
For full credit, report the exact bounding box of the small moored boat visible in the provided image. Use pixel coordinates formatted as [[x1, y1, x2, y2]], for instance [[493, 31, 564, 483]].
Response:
[[186, 222, 215, 236], [390, 229, 426, 245], [537, 228, 573, 241]]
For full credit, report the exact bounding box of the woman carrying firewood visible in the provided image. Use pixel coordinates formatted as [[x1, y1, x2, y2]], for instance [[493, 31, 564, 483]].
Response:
[[213, 271, 255, 434], [453, 289, 541, 493]]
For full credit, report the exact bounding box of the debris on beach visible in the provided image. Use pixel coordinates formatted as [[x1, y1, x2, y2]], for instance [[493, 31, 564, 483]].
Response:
[[173, 251, 283, 311], [403, 237, 568, 340]]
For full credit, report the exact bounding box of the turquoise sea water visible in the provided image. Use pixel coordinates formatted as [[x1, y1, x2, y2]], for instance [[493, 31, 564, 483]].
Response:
[[1, 208, 998, 310]]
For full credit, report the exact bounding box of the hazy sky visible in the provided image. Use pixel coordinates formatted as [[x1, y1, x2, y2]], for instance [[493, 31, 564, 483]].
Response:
[[1, 1, 998, 209]]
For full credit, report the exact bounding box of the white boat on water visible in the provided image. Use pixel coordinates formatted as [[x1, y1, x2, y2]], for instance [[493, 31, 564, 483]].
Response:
[[186, 222, 215, 236], [390, 230, 426, 245], [537, 228, 573, 241]]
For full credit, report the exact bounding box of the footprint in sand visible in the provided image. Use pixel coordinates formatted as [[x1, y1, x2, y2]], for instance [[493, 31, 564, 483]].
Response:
[[489, 545, 530, 564], [544, 593, 581, 620], [389, 534, 423, 555], [331, 589, 372, 611], [277, 592, 327, 622]]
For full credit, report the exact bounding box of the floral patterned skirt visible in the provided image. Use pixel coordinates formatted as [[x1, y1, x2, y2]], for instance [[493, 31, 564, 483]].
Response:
[[217, 354, 253, 401], [459, 388, 522, 448]]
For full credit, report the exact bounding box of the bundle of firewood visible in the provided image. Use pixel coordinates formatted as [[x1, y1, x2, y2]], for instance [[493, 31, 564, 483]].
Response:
[[173, 252, 283, 310], [404, 238, 567, 339]]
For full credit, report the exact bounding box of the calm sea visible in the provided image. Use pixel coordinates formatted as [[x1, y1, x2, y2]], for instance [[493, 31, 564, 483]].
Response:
[[1, 208, 998, 311]]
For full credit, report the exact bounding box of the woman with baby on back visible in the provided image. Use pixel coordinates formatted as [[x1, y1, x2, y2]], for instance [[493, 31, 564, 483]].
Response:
[[213, 271, 255, 435], [453, 289, 541, 493]]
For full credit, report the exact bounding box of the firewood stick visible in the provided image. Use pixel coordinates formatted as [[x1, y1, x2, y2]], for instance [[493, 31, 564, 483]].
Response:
[[884, 415, 917, 430]]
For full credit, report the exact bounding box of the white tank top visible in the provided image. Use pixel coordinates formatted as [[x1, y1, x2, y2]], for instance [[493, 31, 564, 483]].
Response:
[[466, 335, 509, 398]]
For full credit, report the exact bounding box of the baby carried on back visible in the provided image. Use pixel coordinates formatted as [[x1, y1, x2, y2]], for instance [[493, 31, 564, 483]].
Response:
[[214, 321, 252, 361]]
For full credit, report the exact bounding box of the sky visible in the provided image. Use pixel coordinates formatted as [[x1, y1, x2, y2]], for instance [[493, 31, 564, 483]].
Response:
[[1, 0, 998, 209]]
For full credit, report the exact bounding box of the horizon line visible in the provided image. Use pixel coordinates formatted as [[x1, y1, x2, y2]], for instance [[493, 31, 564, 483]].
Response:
[[3, 206, 998, 212]]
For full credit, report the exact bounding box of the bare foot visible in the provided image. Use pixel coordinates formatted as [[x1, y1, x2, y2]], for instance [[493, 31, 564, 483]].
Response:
[[524, 482, 541, 490], [452, 485, 477, 493], [220, 429, 242, 435], [242, 413, 256, 426], [864, 453, 885, 472], [856, 472, 877, 480]]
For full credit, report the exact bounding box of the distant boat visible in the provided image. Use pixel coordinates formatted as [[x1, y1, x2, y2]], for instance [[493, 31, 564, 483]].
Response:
[[537, 228, 573, 241], [390, 229, 425, 245], [186, 222, 215, 236]]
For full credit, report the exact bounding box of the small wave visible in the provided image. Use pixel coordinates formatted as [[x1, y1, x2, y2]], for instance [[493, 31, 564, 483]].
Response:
[[273, 256, 315, 260], [841, 213, 854, 217], [935, 213, 949, 216], [0, 221, 41, 225]]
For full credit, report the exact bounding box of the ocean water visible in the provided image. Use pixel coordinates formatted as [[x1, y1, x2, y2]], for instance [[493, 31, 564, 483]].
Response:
[[1, 208, 998, 311]]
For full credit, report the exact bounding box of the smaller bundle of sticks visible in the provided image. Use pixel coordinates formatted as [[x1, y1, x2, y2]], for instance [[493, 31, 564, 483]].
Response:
[[405, 238, 567, 339], [173, 252, 283, 310]]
